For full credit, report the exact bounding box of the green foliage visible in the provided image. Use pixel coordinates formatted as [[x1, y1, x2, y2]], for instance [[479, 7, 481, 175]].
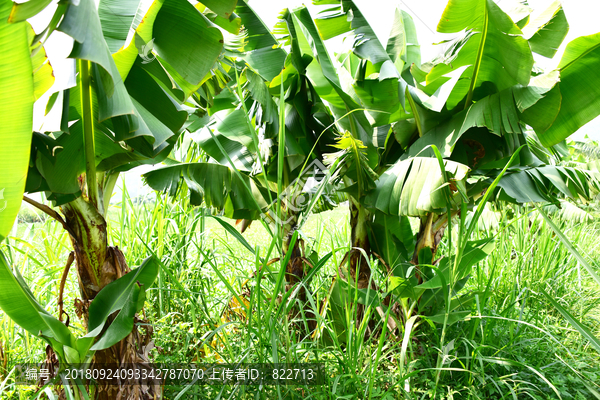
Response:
[[537, 33, 600, 146], [2, 0, 600, 399], [0, 0, 38, 240], [0, 248, 158, 365], [4, 190, 600, 399], [369, 157, 469, 217]]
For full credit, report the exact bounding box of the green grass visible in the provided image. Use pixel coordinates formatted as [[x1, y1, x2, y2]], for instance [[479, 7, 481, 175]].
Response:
[[1, 194, 599, 399]]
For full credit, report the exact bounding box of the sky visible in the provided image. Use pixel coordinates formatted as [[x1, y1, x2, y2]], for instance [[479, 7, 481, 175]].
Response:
[[25, 0, 600, 201]]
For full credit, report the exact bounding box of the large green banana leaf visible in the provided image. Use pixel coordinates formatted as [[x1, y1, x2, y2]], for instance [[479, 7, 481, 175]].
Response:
[[521, 0, 569, 58], [8, 0, 53, 22], [0, 251, 76, 359], [153, 1, 223, 88], [142, 162, 267, 219], [109, 0, 231, 84], [535, 33, 600, 147], [98, 0, 138, 53], [234, 0, 286, 81], [435, 0, 533, 106], [496, 165, 596, 204], [367, 157, 470, 217], [408, 0, 581, 152], [0, 0, 36, 240], [405, 71, 559, 160]]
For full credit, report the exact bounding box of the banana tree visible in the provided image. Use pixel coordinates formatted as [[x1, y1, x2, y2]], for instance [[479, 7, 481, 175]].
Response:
[[372, 0, 600, 261], [143, 2, 342, 314], [279, 2, 423, 297], [0, 0, 235, 398], [286, 0, 600, 328]]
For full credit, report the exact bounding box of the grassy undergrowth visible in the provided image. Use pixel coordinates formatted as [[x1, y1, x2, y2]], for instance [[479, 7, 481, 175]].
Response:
[[1, 192, 599, 400]]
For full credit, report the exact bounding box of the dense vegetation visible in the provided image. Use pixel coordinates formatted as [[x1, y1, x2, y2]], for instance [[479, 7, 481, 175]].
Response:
[[2, 192, 600, 399], [0, 0, 599, 399]]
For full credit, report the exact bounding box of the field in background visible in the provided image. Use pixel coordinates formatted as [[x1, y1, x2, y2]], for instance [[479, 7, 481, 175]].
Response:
[[1, 191, 599, 399]]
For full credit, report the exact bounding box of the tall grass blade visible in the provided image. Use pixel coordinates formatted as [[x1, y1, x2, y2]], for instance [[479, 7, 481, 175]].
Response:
[[534, 203, 600, 287], [541, 289, 600, 353], [208, 216, 256, 256]]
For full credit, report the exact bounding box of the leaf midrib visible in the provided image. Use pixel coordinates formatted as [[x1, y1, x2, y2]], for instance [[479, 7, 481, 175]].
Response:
[[464, 2, 489, 109], [559, 39, 600, 72]]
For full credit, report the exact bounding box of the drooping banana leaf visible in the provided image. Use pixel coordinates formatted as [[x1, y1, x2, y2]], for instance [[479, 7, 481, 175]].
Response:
[[98, 0, 139, 53], [231, 0, 287, 81], [111, 0, 229, 87], [367, 157, 470, 217], [405, 71, 559, 160], [112, 0, 164, 79], [153, 0, 224, 88], [494, 165, 595, 204], [0, 0, 44, 239], [142, 162, 267, 219], [0, 251, 76, 360], [534, 33, 600, 147], [521, 0, 569, 58], [28, 0, 234, 204], [9, 0, 54, 22], [434, 0, 534, 107]]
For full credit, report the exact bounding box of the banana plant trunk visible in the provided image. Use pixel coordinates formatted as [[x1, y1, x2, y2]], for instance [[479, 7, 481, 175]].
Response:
[[280, 211, 318, 331], [282, 227, 305, 302], [348, 198, 371, 289], [59, 197, 158, 399], [411, 212, 449, 281], [345, 198, 373, 328], [62, 198, 110, 305]]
